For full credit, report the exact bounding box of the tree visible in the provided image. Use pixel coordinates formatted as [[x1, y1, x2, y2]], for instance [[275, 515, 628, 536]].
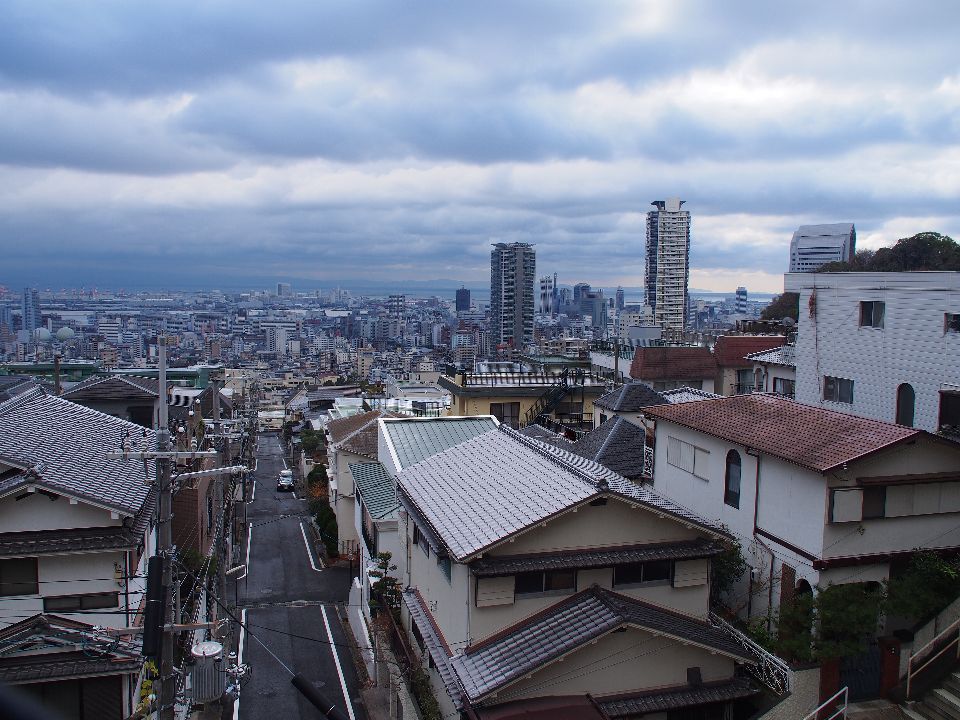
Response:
[[711, 538, 747, 606], [820, 232, 960, 272], [760, 292, 799, 322], [886, 551, 960, 623], [369, 552, 402, 617]]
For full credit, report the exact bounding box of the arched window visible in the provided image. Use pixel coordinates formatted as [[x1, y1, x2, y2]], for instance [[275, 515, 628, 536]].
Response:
[[724, 450, 741, 508], [896, 383, 915, 427]]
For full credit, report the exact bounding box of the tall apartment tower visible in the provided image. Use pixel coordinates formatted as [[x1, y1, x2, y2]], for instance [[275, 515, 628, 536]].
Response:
[[490, 242, 535, 351], [538, 275, 555, 315], [21, 287, 41, 333], [789, 223, 856, 272], [735, 286, 748, 314], [455, 287, 471, 312], [615, 286, 625, 312], [644, 198, 691, 332]]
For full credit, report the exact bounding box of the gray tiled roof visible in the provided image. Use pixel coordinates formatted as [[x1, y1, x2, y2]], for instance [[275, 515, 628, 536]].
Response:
[[450, 587, 752, 702], [470, 538, 722, 577], [0, 387, 156, 515], [62, 374, 162, 400], [569, 417, 647, 478], [403, 589, 464, 709], [0, 376, 38, 402], [350, 463, 399, 520], [381, 416, 498, 470], [516, 424, 573, 448], [659, 387, 722, 404], [395, 425, 724, 561], [0, 614, 142, 683], [599, 678, 758, 717], [593, 383, 667, 412]]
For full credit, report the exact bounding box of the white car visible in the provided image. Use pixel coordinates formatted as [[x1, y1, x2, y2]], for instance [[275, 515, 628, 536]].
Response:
[[277, 469, 294, 492]]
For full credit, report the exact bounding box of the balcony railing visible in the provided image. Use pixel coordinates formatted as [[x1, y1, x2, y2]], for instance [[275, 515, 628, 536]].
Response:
[[454, 369, 605, 388], [733, 383, 756, 395]]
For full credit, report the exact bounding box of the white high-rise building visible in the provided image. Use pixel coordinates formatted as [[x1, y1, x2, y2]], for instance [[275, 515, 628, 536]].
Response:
[[788, 223, 856, 273], [735, 286, 748, 315], [644, 198, 691, 332], [490, 242, 535, 351]]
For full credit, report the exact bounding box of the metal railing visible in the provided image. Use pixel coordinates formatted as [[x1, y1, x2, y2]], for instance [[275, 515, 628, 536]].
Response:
[[733, 383, 756, 395], [802, 686, 848, 720], [709, 612, 792, 695], [906, 615, 960, 698]]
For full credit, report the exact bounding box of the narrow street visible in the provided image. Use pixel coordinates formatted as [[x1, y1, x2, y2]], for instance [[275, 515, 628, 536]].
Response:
[[235, 433, 366, 720]]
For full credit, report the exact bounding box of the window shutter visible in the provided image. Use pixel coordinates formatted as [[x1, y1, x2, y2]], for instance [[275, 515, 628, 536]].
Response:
[[831, 489, 863, 522], [476, 576, 515, 607], [673, 559, 709, 588]]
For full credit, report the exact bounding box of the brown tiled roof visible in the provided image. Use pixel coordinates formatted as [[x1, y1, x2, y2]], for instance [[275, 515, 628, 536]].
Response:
[[630, 346, 717, 381], [644, 393, 923, 473], [713, 335, 786, 369], [327, 410, 401, 459]]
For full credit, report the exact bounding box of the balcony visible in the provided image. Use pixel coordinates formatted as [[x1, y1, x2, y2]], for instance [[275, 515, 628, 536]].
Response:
[[732, 383, 756, 395]]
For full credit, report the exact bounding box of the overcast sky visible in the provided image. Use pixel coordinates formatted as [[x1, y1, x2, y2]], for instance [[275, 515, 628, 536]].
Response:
[[1, 1, 958, 294]]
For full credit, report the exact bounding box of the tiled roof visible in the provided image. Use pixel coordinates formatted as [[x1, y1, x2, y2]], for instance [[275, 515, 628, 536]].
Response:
[[0, 614, 142, 683], [599, 678, 758, 717], [569, 417, 647, 479], [630, 347, 717, 381], [0, 376, 38, 402], [395, 425, 724, 561], [450, 587, 752, 702], [470, 538, 722, 577], [0, 387, 156, 515], [644, 393, 923, 473], [516, 424, 573, 448], [381, 416, 498, 471], [745, 345, 797, 368], [350, 463, 399, 520], [62, 374, 163, 401], [403, 589, 463, 709], [660, 387, 721, 404], [593, 383, 667, 412], [327, 410, 392, 459], [712, 336, 785, 369]]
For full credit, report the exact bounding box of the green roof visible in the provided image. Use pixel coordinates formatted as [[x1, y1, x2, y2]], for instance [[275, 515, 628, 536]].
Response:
[[350, 463, 399, 520], [382, 417, 498, 470]]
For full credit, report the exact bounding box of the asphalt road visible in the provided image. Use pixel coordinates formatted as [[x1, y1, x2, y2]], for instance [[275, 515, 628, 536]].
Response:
[[235, 433, 366, 720]]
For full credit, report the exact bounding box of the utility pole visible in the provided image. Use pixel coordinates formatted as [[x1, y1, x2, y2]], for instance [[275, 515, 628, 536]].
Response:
[[156, 336, 176, 720]]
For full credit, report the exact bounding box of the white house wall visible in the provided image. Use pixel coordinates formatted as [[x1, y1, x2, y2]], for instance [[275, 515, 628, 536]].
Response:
[[786, 271, 960, 432], [0, 492, 121, 533]]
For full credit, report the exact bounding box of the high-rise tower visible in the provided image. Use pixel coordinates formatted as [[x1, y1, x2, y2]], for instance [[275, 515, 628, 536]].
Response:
[[645, 198, 691, 332], [490, 242, 535, 352], [21, 287, 41, 334]]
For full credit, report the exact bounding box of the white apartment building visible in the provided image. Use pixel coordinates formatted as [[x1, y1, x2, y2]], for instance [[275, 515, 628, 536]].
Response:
[[785, 271, 960, 433], [490, 242, 536, 351], [645, 198, 691, 332], [788, 223, 856, 273]]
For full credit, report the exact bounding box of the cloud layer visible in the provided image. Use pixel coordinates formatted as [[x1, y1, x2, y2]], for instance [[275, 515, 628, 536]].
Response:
[[1, 0, 958, 293]]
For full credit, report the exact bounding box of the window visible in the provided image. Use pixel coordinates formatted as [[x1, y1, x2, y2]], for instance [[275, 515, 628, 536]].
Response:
[[945, 313, 960, 333], [773, 377, 796, 398], [514, 570, 576, 596], [437, 555, 451, 582], [0, 558, 38, 597], [941, 392, 960, 434], [43, 592, 119, 612], [613, 560, 673, 587], [489, 402, 521, 429], [859, 301, 885, 328], [823, 376, 854, 404], [862, 486, 887, 520], [666, 436, 710, 479], [896, 383, 915, 427], [412, 525, 430, 557], [724, 450, 742, 508]]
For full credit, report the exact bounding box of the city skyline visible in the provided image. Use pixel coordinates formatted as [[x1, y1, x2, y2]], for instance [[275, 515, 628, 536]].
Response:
[[1, 2, 958, 293]]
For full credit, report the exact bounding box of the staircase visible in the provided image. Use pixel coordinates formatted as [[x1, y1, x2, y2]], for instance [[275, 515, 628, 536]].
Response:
[[903, 673, 960, 720], [522, 370, 570, 427]]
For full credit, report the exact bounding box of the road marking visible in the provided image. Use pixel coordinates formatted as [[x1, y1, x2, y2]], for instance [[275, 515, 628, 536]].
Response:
[[300, 521, 325, 570], [233, 607, 247, 720], [248, 475, 257, 503], [239, 526, 252, 580], [321, 604, 356, 720]]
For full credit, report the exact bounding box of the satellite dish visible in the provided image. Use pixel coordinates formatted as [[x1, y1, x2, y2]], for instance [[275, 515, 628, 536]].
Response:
[[781, 317, 795, 328]]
